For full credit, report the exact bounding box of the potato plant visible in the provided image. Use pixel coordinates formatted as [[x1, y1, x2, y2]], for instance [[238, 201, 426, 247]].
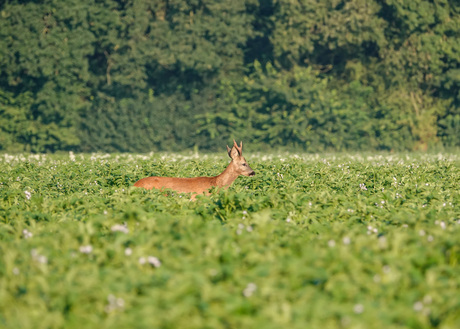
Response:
[[0, 152, 459, 328]]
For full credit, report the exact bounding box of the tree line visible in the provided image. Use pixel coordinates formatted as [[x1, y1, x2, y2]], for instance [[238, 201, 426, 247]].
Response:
[[0, 0, 459, 153]]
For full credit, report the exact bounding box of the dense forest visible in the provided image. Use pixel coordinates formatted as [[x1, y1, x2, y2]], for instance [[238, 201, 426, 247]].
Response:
[[0, 0, 459, 153]]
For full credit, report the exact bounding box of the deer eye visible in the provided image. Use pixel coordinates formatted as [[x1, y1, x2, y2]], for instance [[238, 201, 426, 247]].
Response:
[[242, 163, 247, 166]]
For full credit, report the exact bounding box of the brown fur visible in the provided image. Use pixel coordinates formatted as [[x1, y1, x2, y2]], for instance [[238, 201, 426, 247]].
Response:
[[133, 140, 255, 198]]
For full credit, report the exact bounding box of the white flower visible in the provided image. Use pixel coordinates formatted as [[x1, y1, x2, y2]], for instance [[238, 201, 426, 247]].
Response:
[[79, 245, 93, 254], [22, 229, 33, 239], [243, 283, 257, 297], [111, 224, 129, 234], [139, 256, 161, 268], [105, 294, 125, 313], [31, 249, 48, 264], [367, 225, 378, 234], [36, 255, 48, 264], [328, 240, 336, 248], [147, 256, 161, 268], [125, 248, 132, 256], [342, 237, 351, 245], [116, 297, 124, 308], [24, 190, 32, 200], [236, 223, 245, 235], [378, 236, 387, 249], [359, 183, 367, 191], [413, 301, 423, 312], [353, 304, 364, 314]]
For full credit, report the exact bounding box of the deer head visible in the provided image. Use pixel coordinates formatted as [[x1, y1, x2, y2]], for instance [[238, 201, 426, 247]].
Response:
[[227, 140, 255, 177]]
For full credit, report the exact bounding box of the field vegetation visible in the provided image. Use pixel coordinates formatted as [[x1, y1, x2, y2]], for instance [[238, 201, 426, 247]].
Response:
[[0, 152, 459, 328]]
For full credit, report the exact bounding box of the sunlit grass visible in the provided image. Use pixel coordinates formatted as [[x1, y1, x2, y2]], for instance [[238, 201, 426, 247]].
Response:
[[0, 152, 459, 328]]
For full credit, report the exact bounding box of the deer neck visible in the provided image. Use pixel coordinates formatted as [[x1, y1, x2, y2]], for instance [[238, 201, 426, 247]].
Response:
[[215, 161, 239, 188]]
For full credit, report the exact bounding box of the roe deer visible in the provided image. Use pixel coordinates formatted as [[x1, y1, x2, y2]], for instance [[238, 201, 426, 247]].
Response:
[[133, 140, 255, 198]]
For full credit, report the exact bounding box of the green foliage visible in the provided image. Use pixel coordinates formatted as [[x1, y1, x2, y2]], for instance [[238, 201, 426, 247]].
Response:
[[198, 62, 379, 151], [0, 152, 459, 328], [0, 0, 90, 152], [0, 90, 32, 152], [0, 0, 459, 152], [268, 0, 387, 69], [78, 0, 257, 152]]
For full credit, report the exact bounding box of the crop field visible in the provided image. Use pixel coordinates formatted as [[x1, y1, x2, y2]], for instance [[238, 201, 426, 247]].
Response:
[[0, 152, 459, 329]]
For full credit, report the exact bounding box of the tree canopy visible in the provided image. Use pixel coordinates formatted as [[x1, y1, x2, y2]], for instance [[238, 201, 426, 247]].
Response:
[[1, 0, 459, 152]]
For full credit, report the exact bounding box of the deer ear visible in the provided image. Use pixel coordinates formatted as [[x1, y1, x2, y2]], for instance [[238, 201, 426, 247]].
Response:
[[227, 145, 240, 159]]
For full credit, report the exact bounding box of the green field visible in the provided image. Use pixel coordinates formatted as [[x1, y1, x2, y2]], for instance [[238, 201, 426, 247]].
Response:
[[0, 152, 459, 329]]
